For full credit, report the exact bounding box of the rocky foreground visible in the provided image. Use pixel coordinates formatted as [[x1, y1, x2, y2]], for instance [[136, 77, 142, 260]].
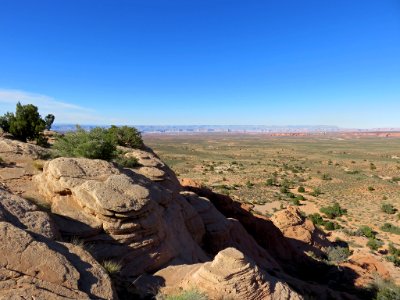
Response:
[[0, 137, 395, 299]]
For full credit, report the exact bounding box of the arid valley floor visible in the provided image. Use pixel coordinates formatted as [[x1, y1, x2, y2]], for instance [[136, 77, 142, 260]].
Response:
[[146, 133, 400, 275]]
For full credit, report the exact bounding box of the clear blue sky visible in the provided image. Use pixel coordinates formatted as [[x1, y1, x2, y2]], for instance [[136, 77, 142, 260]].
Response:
[[0, 0, 399, 127]]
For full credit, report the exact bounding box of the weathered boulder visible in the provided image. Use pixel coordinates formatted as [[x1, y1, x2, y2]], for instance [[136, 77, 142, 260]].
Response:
[[271, 206, 331, 256], [33, 157, 208, 280], [0, 188, 58, 239], [0, 138, 49, 159], [154, 248, 303, 300], [123, 147, 181, 192], [0, 221, 116, 299]]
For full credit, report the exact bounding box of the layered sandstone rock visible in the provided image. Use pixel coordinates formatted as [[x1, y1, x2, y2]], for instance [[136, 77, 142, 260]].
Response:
[[181, 191, 281, 270], [33, 157, 208, 279], [0, 189, 116, 299], [123, 147, 181, 192], [0, 137, 49, 159], [154, 248, 303, 300], [0, 188, 58, 239], [271, 206, 331, 256]]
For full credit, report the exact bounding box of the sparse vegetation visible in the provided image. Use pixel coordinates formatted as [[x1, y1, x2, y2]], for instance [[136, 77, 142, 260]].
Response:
[[367, 238, 383, 251], [102, 260, 122, 275], [53, 126, 117, 160], [326, 246, 350, 262], [370, 278, 400, 300], [320, 202, 347, 219], [113, 156, 141, 168], [381, 203, 396, 214], [158, 289, 208, 300], [380, 223, 400, 235]]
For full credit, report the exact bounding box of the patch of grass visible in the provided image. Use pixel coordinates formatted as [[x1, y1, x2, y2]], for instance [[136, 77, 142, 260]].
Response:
[[69, 236, 85, 248], [370, 278, 400, 300], [326, 246, 351, 262], [160, 289, 208, 300], [32, 160, 44, 171], [102, 260, 122, 275], [381, 203, 396, 214], [113, 156, 141, 168], [380, 223, 400, 235]]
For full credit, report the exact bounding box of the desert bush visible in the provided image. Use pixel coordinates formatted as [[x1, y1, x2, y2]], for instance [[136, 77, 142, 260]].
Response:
[[309, 187, 322, 197], [280, 186, 288, 193], [266, 178, 274, 186], [326, 246, 350, 262], [357, 226, 376, 239], [292, 198, 300, 206], [320, 202, 347, 219], [368, 186, 375, 191], [297, 186, 305, 193], [107, 125, 143, 149], [0, 102, 54, 144], [324, 221, 341, 231], [367, 238, 383, 251], [370, 278, 400, 300], [53, 126, 117, 160], [381, 203, 396, 214], [309, 213, 325, 226], [380, 223, 400, 235]]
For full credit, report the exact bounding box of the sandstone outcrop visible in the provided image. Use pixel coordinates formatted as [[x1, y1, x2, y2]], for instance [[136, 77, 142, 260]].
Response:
[[271, 206, 331, 256], [180, 182, 297, 261], [0, 188, 58, 239], [123, 146, 181, 192], [0, 189, 116, 299], [154, 248, 303, 300], [33, 157, 208, 280], [181, 191, 281, 270], [0, 137, 49, 159]]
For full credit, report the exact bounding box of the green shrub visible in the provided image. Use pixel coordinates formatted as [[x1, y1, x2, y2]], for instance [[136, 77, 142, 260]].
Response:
[[381, 203, 396, 214], [53, 126, 117, 160], [367, 238, 383, 251], [326, 246, 351, 262], [368, 186, 375, 191], [292, 198, 300, 206], [386, 255, 400, 267], [0, 102, 54, 144], [266, 178, 274, 186], [297, 186, 305, 193], [107, 125, 143, 148], [324, 221, 341, 231], [309, 213, 325, 226], [381, 223, 400, 235], [320, 202, 347, 219], [357, 226, 376, 239], [309, 187, 322, 197]]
